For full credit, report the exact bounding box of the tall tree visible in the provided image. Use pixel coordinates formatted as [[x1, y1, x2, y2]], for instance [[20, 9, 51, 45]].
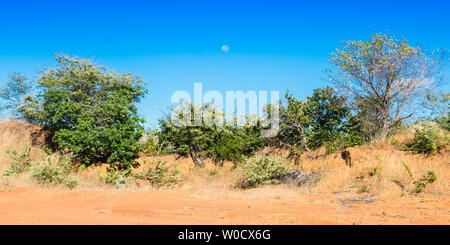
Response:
[[0, 73, 41, 122], [327, 33, 448, 141]]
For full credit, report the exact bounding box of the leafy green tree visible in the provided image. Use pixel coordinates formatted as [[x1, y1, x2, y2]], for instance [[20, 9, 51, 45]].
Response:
[[305, 87, 350, 149], [327, 33, 448, 141], [38, 55, 147, 169], [277, 90, 312, 152], [277, 87, 365, 153]]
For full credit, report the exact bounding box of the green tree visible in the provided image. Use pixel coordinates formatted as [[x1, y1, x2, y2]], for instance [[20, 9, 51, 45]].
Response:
[[159, 103, 264, 166], [38, 55, 147, 169], [0, 73, 42, 122], [327, 33, 448, 141], [277, 87, 364, 153], [305, 87, 350, 149]]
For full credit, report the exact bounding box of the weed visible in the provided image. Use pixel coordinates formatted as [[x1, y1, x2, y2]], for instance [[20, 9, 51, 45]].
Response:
[[401, 162, 437, 193], [101, 167, 131, 188], [134, 159, 181, 188], [367, 166, 382, 176], [32, 157, 78, 189], [3, 145, 33, 176]]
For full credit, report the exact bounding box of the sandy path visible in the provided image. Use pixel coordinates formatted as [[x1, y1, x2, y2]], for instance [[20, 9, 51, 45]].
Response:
[[0, 186, 448, 225]]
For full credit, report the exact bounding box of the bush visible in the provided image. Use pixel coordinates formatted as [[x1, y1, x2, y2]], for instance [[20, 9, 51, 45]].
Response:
[[239, 156, 289, 188], [100, 167, 132, 188], [404, 122, 448, 154], [38, 55, 147, 169], [141, 129, 175, 156], [32, 157, 78, 189], [159, 103, 264, 166], [278, 87, 367, 154], [134, 159, 181, 188], [3, 145, 32, 176]]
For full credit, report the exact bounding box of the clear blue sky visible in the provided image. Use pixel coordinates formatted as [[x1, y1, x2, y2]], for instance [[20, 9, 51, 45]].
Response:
[[1, 0, 449, 127]]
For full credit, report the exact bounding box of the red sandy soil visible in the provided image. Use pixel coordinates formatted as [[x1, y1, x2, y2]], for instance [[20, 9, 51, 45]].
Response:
[[0, 186, 448, 225]]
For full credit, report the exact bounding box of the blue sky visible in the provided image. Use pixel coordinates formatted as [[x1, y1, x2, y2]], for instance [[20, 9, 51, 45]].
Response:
[[1, 0, 449, 127]]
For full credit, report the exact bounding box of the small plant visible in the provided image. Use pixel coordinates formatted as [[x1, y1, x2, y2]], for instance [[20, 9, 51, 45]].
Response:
[[3, 145, 32, 176], [413, 171, 437, 193], [239, 156, 288, 188], [401, 162, 437, 193], [356, 184, 370, 193], [101, 167, 131, 188], [357, 172, 366, 180], [401, 162, 413, 178], [134, 160, 181, 188], [367, 166, 382, 176], [404, 123, 448, 154], [32, 157, 78, 189]]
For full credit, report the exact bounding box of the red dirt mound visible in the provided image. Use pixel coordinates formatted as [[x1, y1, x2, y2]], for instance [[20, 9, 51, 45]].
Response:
[[0, 121, 49, 147]]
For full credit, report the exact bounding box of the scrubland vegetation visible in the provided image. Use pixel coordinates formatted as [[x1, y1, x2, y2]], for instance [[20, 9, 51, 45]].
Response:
[[0, 33, 449, 199]]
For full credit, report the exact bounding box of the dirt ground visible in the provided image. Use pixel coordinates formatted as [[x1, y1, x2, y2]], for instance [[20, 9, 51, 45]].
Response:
[[0, 186, 448, 225]]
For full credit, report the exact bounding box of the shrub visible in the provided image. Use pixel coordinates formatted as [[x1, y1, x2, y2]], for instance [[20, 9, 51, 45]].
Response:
[[3, 145, 32, 176], [101, 167, 132, 188], [278, 87, 367, 154], [38, 55, 147, 169], [134, 159, 181, 188], [404, 122, 448, 154], [413, 171, 437, 193], [141, 129, 175, 156], [32, 157, 78, 189], [239, 156, 288, 188], [159, 103, 264, 166]]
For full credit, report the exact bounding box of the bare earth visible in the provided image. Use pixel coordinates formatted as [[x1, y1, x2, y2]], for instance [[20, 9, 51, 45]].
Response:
[[0, 186, 448, 225]]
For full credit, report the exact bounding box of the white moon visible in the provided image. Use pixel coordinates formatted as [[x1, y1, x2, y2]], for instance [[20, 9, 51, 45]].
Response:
[[221, 45, 229, 52]]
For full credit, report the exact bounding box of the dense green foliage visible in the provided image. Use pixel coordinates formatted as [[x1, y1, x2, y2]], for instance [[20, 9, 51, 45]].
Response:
[[37, 56, 147, 168], [239, 156, 289, 188], [159, 104, 264, 166], [404, 122, 448, 154], [277, 87, 366, 154]]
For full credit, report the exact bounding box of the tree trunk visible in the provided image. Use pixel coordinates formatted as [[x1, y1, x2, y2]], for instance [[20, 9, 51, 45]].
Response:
[[377, 114, 390, 142], [189, 144, 204, 166]]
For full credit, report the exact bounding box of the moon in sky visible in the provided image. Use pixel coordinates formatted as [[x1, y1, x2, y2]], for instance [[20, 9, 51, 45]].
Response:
[[221, 45, 230, 52]]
